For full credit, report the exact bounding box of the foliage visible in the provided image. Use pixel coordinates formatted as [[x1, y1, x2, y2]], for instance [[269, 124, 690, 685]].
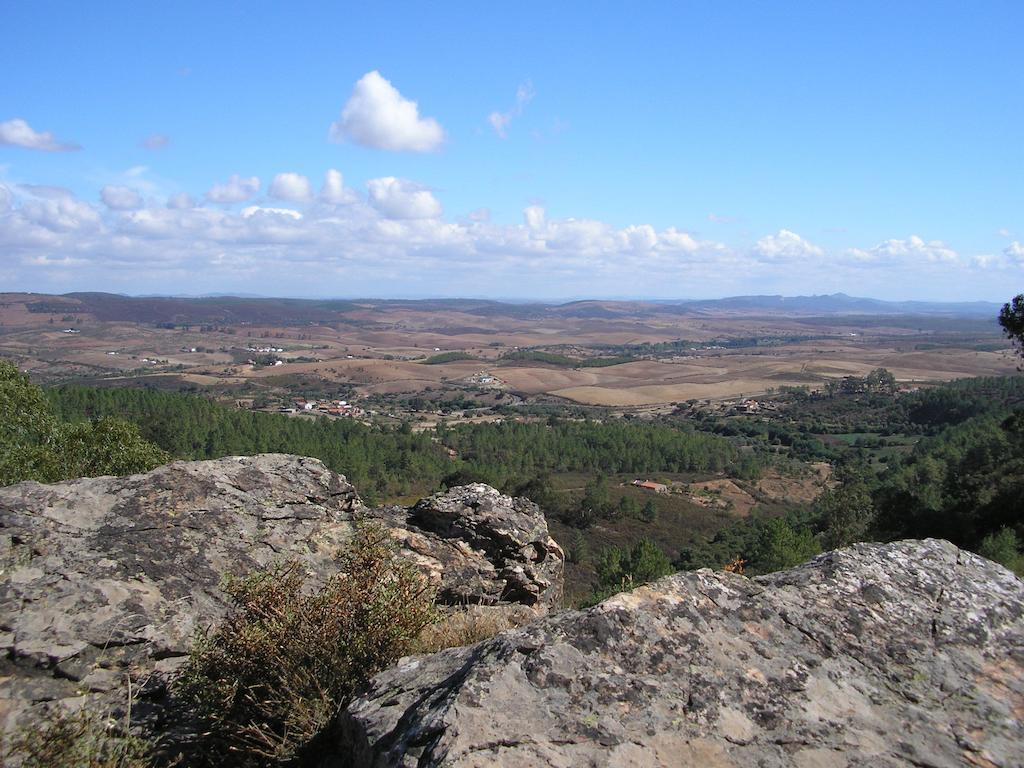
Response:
[[585, 539, 673, 605], [421, 351, 477, 364], [5, 708, 154, 768], [978, 528, 1024, 576], [815, 476, 876, 550], [0, 361, 168, 486], [498, 349, 635, 367], [872, 411, 1024, 550], [999, 293, 1024, 359], [46, 385, 756, 501], [824, 368, 897, 397], [675, 505, 822, 576], [174, 525, 436, 766], [752, 517, 822, 573]]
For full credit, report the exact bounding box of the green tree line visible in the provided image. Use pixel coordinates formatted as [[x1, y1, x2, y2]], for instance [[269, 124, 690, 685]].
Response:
[[42, 383, 759, 502]]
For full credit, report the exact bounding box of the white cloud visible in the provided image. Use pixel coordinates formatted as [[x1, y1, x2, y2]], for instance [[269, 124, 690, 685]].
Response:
[[167, 192, 195, 209], [269, 172, 313, 202], [524, 205, 545, 231], [1005, 241, 1024, 265], [753, 229, 824, 260], [619, 224, 658, 252], [19, 184, 74, 199], [847, 235, 958, 265], [241, 205, 302, 220], [3, 169, 1001, 301], [998, 228, 1012, 238], [101, 185, 143, 211], [206, 174, 260, 204], [488, 81, 535, 138], [659, 228, 702, 253], [367, 177, 442, 219], [20, 195, 102, 232], [467, 207, 491, 222], [0, 118, 80, 151], [141, 133, 170, 150], [330, 71, 444, 152], [320, 169, 355, 204]]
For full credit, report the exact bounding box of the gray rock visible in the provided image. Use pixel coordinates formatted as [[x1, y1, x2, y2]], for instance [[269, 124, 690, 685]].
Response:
[[336, 539, 1024, 767], [0, 455, 561, 738], [395, 483, 564, 610]]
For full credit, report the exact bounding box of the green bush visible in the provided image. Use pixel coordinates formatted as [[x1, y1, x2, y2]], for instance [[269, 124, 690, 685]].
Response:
[[978, 528, 1024, 576], [0, 360, 168, 486], [584, 539, 674, 605], [174, 525, 437, 766]]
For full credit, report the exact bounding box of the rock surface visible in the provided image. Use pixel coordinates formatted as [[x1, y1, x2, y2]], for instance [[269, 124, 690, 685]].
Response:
[[337, 539, 1024, 767], [0, 455, 562, 736], [388, 483, 564, 610]]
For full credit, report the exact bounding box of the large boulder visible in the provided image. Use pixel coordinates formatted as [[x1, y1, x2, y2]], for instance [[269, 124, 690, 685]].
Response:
[[337, 539, 1024, 767], [0, 455, 562, 737], [387, 483, 564, 610]]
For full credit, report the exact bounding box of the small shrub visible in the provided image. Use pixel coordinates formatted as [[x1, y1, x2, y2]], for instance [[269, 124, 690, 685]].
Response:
[[979, 528, 1024, 576], [5, 708, 154, 768], [174, 525, 437, 766], [413, 608, 521, 654]]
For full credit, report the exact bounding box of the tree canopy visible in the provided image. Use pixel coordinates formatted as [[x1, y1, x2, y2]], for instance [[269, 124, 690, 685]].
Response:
[[0, 361, 168, 486], [999, 293, 1024, 359]]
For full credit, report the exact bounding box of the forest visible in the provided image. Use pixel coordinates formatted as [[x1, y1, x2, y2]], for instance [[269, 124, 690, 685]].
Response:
[[42, 383, 760, 504], [4, 297, 1024, 602]]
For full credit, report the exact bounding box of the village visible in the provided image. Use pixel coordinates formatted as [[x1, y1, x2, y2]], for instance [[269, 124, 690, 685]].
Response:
[[278, 398, 367, 419]]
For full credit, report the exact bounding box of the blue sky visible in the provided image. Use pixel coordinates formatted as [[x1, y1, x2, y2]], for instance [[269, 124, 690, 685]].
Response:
[[1, 1, 1021, 301]]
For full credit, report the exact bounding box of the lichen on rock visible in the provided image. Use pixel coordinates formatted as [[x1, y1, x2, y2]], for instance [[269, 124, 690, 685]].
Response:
[[335, 539, 1024, 767], [0, 455, 562, 744]]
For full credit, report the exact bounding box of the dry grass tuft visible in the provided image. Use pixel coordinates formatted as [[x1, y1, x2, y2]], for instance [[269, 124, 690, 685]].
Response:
[[413, 606, 533, 654], [4, 708, 154, 768]]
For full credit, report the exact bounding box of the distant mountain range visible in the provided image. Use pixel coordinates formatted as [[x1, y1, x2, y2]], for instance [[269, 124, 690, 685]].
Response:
[[674, 293, 1002, 317], [4, 291, 1003, 326]]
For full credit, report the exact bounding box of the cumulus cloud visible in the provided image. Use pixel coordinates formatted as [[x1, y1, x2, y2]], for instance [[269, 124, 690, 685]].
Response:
[[753, 229, 824, 260], [206, 174, 260, 204], [367, 177, 442, 219], [319, 169, 353, 204], [241, 205, 302, 220], [167, 192, 195, 209], [1005, 241, 1024, 265], [19, 195, 102, 232], [524, 205, 545, 231], [488, 81, 535, 138], [847, 235, 958, 265], [330, 71, 444, 152], [101, 185, 143, 211], [268, 172, 313, 202], [659, 228, 702, 252], [467, 207, 491, 222], [0, 118, 81, 151], [141, 133, 170, 150], [5, 169, 1004, 300]]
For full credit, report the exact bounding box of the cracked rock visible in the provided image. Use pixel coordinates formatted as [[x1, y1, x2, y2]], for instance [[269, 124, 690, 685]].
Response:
[[333, 539, 1024, 767], [0, 455, 562, 739]]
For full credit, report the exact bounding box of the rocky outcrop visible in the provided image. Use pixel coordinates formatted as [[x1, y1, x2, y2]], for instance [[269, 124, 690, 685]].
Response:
[[386, 483, 564, 610], [0, 455, 562, 736], [337, 539, 1024, 767]]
